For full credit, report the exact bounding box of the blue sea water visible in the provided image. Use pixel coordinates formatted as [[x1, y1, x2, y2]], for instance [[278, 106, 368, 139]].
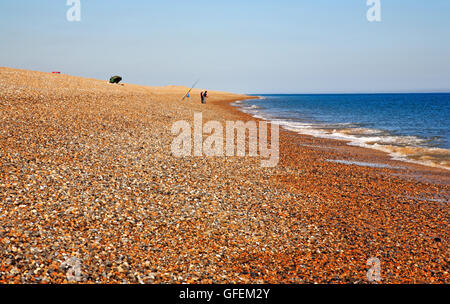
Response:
[[233, 93, 450, 168]]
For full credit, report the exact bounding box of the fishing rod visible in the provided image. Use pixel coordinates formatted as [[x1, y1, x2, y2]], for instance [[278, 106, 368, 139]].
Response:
[[181, 79, 200, 101]]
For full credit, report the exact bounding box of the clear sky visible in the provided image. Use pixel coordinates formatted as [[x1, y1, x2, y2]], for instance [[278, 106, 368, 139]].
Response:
[[1, 0, 449, 93]]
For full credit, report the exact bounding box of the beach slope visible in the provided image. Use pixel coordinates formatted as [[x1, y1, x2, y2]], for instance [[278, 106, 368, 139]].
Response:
[[0, 68, 448, 283]]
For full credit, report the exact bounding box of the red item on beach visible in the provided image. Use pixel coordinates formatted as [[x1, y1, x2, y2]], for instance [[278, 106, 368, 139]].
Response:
[[52, 72, 61, 74]]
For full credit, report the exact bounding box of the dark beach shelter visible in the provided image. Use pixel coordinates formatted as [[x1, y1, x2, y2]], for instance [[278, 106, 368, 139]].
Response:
[[109, 76, 122, 84]]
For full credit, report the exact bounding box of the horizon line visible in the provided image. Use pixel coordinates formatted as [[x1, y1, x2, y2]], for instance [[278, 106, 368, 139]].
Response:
[[248, 91, 450, 95]]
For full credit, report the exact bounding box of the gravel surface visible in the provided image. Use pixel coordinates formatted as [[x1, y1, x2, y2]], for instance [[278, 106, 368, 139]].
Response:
[[0, 68, 448, 283]]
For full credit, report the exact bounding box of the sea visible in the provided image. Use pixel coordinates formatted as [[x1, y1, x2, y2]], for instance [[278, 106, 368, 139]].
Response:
[[233, 93, 450, 169]]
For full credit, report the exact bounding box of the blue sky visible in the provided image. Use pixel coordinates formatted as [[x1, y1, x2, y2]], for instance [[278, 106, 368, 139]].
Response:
[[1, 0, 449, 93]]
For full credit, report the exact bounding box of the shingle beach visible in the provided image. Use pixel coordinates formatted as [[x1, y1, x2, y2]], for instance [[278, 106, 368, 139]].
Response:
[[0, 68, 448, 283]]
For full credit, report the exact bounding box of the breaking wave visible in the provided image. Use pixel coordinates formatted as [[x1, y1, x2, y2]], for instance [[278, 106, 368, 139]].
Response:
[[233, 99, 450, 170]]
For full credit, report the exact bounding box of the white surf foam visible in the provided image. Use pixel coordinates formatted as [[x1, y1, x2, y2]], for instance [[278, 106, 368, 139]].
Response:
[[232, 104, 450, 170]]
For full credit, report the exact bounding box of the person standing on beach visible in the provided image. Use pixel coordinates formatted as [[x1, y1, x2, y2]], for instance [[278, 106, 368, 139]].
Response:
[[200, 91, 204, 104], [203, 91, 208, 104]]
